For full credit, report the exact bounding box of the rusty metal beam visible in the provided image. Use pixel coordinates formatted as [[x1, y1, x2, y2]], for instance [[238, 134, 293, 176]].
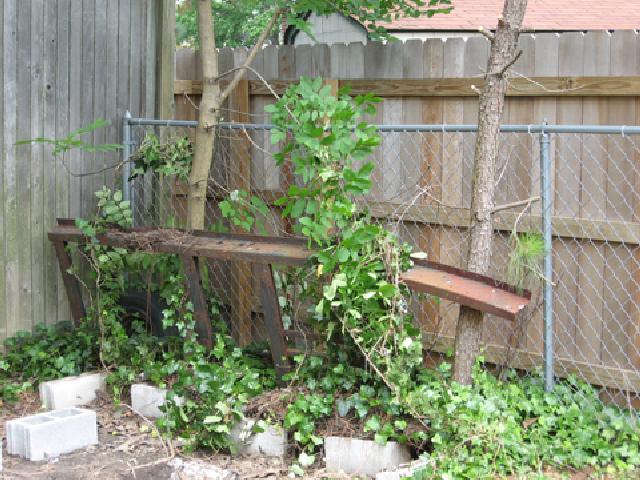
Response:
[[401, 259, 531, 321], [181, 255, 213, 349], [52, 240, 86, 326], [49, 219, 532, 378], [257, 264, 291, 383], [48, 221, 312, 266]]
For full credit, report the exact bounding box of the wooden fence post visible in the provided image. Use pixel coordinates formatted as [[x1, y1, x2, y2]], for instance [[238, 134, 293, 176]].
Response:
[[229, 79, 253, 346], [155, 0, 175, 226]]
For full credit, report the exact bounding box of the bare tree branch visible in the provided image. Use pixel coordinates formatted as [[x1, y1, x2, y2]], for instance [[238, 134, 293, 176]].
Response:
[[509, 70, 586, 93], [219, 8, 284, 104], [478, 25, 495, 42], [492, 195, 539, 213]]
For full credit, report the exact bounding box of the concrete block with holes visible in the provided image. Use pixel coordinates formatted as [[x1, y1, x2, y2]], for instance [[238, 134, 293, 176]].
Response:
[[324, 436, 411, 476], [230, 419, 287, 457], [6, 408, 98, 461], [39, 373, 106, 409]]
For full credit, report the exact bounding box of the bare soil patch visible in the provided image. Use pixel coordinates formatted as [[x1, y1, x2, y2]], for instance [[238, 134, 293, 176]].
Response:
[[0, 390, 331, 479]]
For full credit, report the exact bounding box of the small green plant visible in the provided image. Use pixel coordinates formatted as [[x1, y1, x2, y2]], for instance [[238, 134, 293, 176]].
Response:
[[129, 132, 192, 180], [219, 189, 270, 234], [0, 322, 98, 401], [507, 231, 545, 291], [408, 365, 640, 479], [16, 118, 121, 156]]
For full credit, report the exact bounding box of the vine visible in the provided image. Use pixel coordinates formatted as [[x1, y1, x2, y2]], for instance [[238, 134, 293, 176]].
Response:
[[128, 132, 192, 180], [72, 186, 276, 450]]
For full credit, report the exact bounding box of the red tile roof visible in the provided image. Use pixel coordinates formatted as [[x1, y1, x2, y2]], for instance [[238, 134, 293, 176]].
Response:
[[379, 0, 640, 31]]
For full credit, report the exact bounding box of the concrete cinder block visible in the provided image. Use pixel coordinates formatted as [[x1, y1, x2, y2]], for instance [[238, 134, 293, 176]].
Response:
[[230, 419, 287, 457], [376, 470, 409, 480], [131, 384, 180, 419], [131, 384, 167, 418], [39, 373, 105, 409], [324, 436, 411, 476], [131, 384, 184, 419], [375, 460, 428, 480], [6, 408, 98, 461]]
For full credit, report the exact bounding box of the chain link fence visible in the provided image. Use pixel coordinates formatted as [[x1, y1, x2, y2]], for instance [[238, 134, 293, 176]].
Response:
[[123, 116, 640, 409]]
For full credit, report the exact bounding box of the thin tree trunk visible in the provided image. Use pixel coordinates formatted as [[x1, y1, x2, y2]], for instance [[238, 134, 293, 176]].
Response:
[[453, 0, 528, 384], [187, 0, 220, 230], [187, 5, 282, 230]]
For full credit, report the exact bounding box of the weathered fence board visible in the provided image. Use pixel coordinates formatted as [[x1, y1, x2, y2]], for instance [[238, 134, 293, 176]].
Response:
[[0, 0, 161, 340], [0, 0, 6, 340], [176, 76, 640, 98]]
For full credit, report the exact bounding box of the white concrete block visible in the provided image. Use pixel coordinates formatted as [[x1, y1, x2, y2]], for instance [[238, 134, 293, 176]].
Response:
[[39, 373, 105, 409], [6, 408, 98, 461], [131, 384, 172, 418], [375, 460, 429, 480], [230, 419, 287, 457], [376, 467, 413, 480], [324, 436, 411, 476]]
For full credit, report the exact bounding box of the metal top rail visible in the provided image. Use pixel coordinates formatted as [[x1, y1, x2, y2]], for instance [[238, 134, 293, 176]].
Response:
[[125, 116, 640, 135]]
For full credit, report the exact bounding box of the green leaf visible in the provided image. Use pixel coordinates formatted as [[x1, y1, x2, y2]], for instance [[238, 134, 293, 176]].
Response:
[[203, 415, 222, 424], [378, 283, 397, 298], [298, 452, 315, 467], [364, 416, 381, 432], [336, 247, 350, 263]]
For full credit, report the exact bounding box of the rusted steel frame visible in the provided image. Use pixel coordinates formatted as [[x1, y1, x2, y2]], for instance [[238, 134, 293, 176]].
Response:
[[180, 255, 213, 349], [51, 240, 86, 326], [400, 259, 531, 321], [413, 258, 532, 298], [257, 264, 291, 383], [47, 233, 309, 265], [49, 223, 311, 266], [55, 218, 307, 245]]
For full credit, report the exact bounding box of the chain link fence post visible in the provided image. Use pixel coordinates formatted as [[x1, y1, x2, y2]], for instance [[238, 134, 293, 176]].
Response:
[[122, 111, 134, 225], [540, 126, 554, 392]]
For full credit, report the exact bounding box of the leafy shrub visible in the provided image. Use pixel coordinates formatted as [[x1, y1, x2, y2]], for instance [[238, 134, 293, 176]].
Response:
[[409, 365, 640, 478], [155, 334, 275, 451], [0, 322, 98, 401]]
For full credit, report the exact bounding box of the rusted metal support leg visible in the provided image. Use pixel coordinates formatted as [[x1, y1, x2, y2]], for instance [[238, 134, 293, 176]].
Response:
[[52, 240, 86, 326], [257, 264, 290, 384], [181, 255, 213, 349]]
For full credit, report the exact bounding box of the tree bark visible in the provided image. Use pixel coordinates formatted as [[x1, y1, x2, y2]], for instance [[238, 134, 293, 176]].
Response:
[[187, 6, 282, 230], [453, 0, 528, 384], [187, 0, 220, 230]]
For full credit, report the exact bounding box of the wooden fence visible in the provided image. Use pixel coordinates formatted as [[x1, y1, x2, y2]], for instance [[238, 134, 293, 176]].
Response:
[[0, 0, 174, 341], [170, 31, 640, 396]]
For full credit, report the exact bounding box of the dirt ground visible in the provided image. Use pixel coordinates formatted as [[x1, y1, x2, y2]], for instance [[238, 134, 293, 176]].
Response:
[[1, 390, 633, 479], [0, 390, 352, 480]]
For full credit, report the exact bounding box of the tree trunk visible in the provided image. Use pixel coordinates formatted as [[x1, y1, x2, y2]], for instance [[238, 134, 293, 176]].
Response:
[[453, 0, 529, 384], [187, 0, 220, 230], [187, 5, 282, 230]]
